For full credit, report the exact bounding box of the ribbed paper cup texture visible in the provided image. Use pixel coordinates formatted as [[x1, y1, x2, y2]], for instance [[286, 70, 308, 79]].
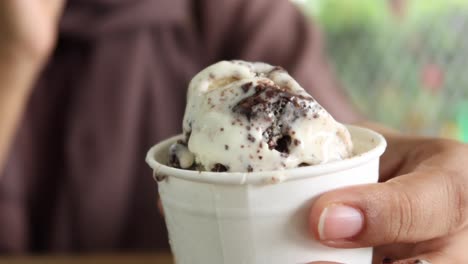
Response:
[[146, 125, 387, 264]]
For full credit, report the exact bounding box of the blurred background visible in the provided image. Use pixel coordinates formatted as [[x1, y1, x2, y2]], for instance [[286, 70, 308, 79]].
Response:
[[294, 0, 468, 142]]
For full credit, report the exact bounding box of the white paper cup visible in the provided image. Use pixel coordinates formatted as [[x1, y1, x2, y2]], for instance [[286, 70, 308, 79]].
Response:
[[146, 125, 386, 264]]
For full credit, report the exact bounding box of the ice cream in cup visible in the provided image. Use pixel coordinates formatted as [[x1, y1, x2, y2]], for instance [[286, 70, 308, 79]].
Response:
[[146, 61, 387, 264]]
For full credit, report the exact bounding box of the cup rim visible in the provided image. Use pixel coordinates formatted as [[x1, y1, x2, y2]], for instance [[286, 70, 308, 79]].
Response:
[[146, 125, 387, 185]]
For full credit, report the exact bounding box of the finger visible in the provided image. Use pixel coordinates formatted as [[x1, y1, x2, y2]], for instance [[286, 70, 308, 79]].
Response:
[[375, 226, 468, 263], [44, 0, 66, 22], [378, 136, 409, 181], [394, 228, 468, 264], [309, 170, 467, 247], [378, 135, 425, 182], [356, 122, 417, 181]]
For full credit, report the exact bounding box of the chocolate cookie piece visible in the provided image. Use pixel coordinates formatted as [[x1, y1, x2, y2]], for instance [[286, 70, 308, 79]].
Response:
[[211, 163, 229, 172], [233, 83, 315, 154]]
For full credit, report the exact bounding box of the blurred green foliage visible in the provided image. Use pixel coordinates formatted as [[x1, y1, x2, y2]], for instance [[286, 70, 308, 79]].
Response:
[[296, 0, 468, 140], [301, 0, 468, 28]]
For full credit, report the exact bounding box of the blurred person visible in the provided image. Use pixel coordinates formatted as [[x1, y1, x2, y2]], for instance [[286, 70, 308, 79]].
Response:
[[0, 0, 467, 263]]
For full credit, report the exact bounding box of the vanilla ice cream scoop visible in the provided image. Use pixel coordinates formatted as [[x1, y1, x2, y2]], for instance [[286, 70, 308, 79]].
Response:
[[169, 60, 353, 172]]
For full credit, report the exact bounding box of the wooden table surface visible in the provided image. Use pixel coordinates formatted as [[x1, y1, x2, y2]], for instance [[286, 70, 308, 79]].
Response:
[[0, 253, 174, 264]]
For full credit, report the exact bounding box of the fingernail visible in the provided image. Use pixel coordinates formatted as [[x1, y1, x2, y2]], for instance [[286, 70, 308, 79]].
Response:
[[318, 204, 364, 240], [414, 260, 431, 264]]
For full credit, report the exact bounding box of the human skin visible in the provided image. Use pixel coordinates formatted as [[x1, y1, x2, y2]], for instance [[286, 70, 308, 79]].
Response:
[[0, 0, 64, 171], [157, 123, 468, 263], [1, 1, 467, 262], [309, 122, 468, 263]]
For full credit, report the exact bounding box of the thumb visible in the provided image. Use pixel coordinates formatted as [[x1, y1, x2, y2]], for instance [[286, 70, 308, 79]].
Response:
[[309, 170, 466, 247]]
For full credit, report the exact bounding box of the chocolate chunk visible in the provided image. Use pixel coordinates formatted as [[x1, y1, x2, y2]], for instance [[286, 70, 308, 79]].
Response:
[[263, 127, 278, 150], [220, 127, 224, 132], [275, 135, 291, 153], [265, 89, 276, 98], [293, 139, 301, 146], [225, 145, 229, 150], [241, 82, 253, 93], [247, 165, 253, 172], [233, 84, 311, 146], [298, 163, 310, 167], [232, 82, 314, 157], [168, 154, 181, 168], [211, 163, 229, 172], [253, 85, 262, 93]]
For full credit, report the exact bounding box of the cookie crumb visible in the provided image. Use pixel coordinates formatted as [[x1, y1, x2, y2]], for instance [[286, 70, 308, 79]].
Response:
[[211, 163, 229, 172], [241, 82, 253, 93], [293, 139, 301, 146]]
